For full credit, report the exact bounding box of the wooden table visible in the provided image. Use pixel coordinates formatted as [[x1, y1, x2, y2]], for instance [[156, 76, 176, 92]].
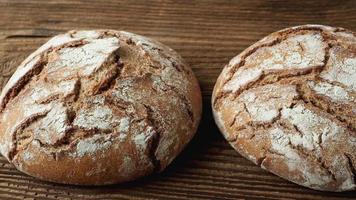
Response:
[[0, 0, 356, 199]]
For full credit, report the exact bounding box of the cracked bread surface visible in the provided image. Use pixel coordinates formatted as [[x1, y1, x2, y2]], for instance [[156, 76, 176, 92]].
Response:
[[0, 30, 202, 185], [212, 25, 356, 191]]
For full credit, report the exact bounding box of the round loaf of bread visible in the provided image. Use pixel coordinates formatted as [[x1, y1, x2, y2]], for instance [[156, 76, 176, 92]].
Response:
[[0, 30, 202, 185], [212, 25, 355, 191]]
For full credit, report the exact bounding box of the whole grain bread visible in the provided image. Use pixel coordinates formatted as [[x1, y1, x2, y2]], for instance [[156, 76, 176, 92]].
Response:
[[0, 30, 202, 185], [212, 25, 355, 191]]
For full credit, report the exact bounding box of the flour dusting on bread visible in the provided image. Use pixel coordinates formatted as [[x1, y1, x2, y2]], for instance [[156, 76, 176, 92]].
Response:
[[213, 25, 356, 191], [0, 30, 201, 185]]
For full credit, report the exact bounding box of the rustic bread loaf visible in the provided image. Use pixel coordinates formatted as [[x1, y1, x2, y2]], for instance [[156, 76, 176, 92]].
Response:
[[212, 25, 355, 191], [0, 30, 202, 185]]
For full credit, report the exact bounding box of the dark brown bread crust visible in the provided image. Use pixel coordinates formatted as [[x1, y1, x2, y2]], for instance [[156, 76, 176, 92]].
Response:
[[0, 30, 202, 185]]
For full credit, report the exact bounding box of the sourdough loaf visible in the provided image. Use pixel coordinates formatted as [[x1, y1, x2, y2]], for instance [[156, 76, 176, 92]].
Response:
[[0, 30, 202, 185], [212, 25, 355, 191]]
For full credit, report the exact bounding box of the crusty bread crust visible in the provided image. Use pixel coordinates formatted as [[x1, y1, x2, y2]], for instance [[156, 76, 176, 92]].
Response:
[[0, 30, 202, 185], [212, 25, 355, 191]]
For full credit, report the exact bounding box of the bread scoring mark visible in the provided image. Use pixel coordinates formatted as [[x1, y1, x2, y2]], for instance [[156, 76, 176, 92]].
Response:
[[225, 33, 326, 92], [93, 61, 122, 95], [307, 81, 354, 103], [47, 37, 120, 77], [1, 34, 122, 156], [34, 97, 133, 159], [31, 79, 80, 104], [320, 55, 356, 91], [0, 39, 87, 113], [213, 27, 332, 109], [33, 103, 72, 146], [296, 83, 355, 131], [3, 35, 125, 161], [281, 104, 342, 149], [143, 104, 162, 171], [0, 56, 47, 112], [265, 126, 337, 188], [8, 110, 50, 161], [215, 34, 328, 109], [225, 84, 298, 135], [0, 33, 82, 107]]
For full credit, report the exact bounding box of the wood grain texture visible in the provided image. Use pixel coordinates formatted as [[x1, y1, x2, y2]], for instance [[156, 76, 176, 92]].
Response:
[[0, 0, 356, 199]]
